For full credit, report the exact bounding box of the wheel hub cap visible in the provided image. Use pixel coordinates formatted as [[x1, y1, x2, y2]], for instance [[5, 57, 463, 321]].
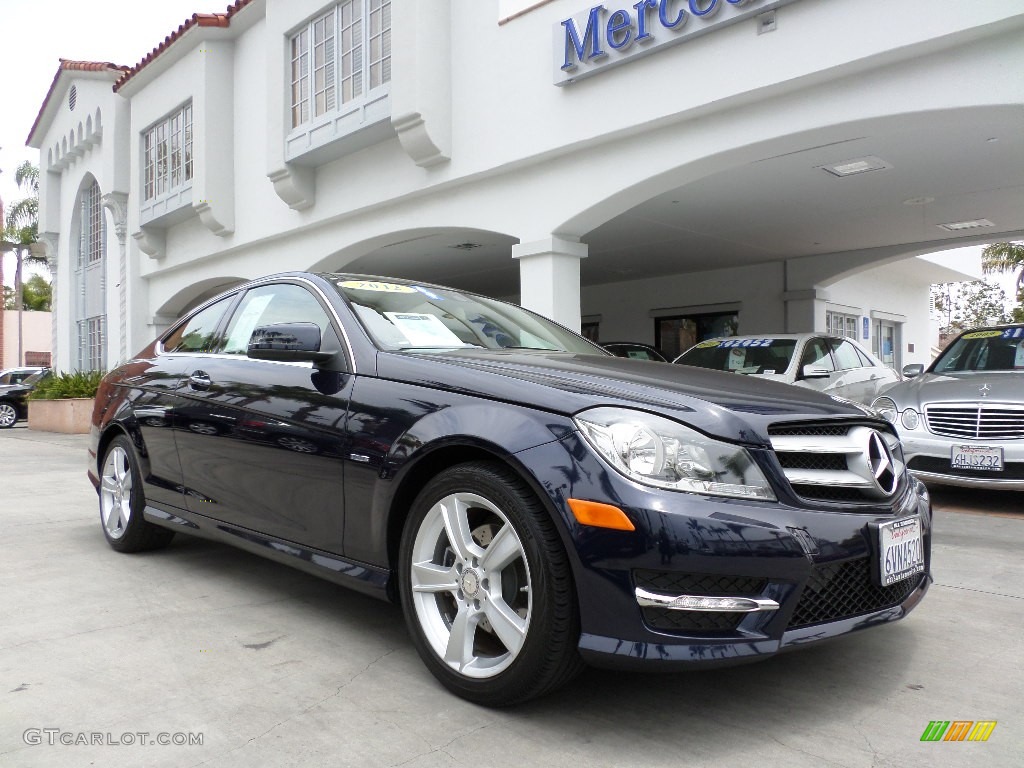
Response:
[[460, 568, 481, 599]]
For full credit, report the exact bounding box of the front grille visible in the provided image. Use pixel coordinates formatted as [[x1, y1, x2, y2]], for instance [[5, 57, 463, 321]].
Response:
[[769, 424, 852, 437], [768, 421, 905, 505], [777, 453, 847, 472], [787, 558, 924, 629], [635, 571, 767, 634], [908, 456, 1024, 480], [925, 404, 1024, 440]]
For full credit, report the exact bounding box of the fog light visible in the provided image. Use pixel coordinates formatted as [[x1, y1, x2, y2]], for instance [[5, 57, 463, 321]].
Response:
[[901, 408, 920, 430]]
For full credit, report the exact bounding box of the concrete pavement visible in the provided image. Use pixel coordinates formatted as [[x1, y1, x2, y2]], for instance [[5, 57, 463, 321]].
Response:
[[1, 425, 1021, 767]]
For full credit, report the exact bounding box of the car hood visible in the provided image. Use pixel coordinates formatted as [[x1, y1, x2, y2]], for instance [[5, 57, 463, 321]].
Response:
[[882, 370, 1022, 407], [377, 349, 875, 447]]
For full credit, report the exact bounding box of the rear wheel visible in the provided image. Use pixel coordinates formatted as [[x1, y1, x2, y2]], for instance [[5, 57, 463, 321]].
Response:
[[99, 435, 175, 552], [0, 402, 17, 428], [399, 462, 584, 706]]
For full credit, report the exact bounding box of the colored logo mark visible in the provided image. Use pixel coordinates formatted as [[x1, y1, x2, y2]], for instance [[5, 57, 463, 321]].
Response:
[[920, 721, 997, 742]]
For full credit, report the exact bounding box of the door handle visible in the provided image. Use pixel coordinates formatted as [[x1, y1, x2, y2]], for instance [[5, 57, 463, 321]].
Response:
[[189, 371, 211, 391]]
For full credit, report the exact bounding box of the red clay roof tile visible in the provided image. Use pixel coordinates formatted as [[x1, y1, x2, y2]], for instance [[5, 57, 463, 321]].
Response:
[[113, 0, 254, 92]]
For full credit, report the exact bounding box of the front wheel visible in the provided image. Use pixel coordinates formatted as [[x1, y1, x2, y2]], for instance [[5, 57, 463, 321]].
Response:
[[99, 435, 175, 552], [0, 402, 17, 428], [399, 462, 584, 706]]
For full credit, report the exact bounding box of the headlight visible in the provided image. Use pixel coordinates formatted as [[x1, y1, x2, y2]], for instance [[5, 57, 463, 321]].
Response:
[[901, 408, 920, 430], [574, 407, 776, 501], [871, 396, 898, 423]]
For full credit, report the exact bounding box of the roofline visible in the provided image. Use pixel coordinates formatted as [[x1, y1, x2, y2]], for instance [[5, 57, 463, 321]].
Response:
[[26, 61, 127, 147], [113, 0, 255, 93]]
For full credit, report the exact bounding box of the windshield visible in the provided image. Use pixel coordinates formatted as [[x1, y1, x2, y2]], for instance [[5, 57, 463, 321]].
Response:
[[332, 278, 605, 355], [675, 338, 797, 375], [932, 328, 1024, 373]]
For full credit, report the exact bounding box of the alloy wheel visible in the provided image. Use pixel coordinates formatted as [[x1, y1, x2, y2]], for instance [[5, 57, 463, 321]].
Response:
[[409, 491, 532, 679]]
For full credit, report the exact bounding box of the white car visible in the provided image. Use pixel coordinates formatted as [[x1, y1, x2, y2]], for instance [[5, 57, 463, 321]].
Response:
[[674, 333, 901, 404]]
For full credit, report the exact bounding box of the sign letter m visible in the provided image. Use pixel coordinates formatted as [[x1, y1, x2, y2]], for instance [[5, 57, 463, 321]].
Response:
[[920, 721, 949, 742]]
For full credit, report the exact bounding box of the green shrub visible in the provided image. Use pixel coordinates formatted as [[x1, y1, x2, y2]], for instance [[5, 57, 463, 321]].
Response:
[[28, 370, 106, 400]]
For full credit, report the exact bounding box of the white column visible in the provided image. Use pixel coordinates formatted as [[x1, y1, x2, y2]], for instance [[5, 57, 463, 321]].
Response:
[[512, 236, 588, 332]]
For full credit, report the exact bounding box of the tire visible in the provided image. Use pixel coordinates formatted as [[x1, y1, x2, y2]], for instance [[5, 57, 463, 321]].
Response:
[[98, 435, 175, 553], [399, 461, 584, 706], [0, 402, 17, 429]]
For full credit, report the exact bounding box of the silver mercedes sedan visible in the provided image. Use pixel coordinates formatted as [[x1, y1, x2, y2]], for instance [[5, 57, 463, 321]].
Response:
[[872, 324, 1024, 490]]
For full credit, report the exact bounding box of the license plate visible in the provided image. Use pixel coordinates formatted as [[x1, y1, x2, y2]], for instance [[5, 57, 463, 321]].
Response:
[[951, 445, 1004, 472], [878, 517, 924, 587]]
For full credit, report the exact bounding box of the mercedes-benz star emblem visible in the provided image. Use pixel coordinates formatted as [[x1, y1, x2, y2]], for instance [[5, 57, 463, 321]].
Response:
[[867, 431, 898, 496], [979, 383, 991, 397]]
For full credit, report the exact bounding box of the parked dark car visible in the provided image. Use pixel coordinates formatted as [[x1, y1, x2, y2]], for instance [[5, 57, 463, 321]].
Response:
[[602, 341, 668, 362], [0, 370, 51, 429], [89, 273, 931, 705]]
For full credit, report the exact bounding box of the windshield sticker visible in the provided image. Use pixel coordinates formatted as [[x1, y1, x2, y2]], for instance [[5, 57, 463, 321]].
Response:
[[1002, 327, 1024, 339], [339, 280, 417, 293], [412, 286, 443, 300], [384, 312, 465, 347], [696, 340, 721, 349], [962, 330, 1003, 339], [718, 338, 775, 348]]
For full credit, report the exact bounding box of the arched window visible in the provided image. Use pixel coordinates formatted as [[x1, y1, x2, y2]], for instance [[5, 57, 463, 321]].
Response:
[[81, 180, 105, 267]]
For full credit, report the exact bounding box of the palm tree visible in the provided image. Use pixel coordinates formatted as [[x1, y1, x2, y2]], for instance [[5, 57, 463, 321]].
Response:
[[982, 241, 1024, 295], [982, 242, 1024, 323], [2, 162, 47, 365]]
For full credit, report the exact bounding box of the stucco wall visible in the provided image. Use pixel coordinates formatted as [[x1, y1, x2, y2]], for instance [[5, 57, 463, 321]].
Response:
[[2, 310, 53, 369]]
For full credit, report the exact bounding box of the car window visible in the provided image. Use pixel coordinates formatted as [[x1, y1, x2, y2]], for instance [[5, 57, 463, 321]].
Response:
[[675, 339, 797, 375], [932, 330, 1024, 373], [222, 283, 333, 355], [163, 296, 234, 353], [853, 346, 876, 368], [799, 338, 835, 372], [830, 339, 866, 371]]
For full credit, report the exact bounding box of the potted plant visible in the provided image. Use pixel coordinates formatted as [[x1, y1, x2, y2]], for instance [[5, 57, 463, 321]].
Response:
[[27, 370, 105, 434]]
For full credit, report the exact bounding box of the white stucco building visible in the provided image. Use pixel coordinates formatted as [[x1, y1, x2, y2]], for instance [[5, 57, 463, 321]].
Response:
[[27, 0, 1023, 373]]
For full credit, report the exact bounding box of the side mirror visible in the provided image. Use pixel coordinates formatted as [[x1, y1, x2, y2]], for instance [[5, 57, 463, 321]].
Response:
[[247, 323, 334, 364], [800, 365, 832, 380], [902, 363, 924, 379]]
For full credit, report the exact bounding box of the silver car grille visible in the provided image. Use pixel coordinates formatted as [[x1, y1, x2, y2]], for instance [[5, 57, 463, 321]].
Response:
[[769, 423, 905, 504], [924, 403, 1024, 440]]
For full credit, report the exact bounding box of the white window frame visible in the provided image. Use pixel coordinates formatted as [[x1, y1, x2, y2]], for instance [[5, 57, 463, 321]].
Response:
[[143, 103, 193, 203], [80, 180, 105, 269], [289, 0, 392, 132], [825, 311, 859, 341], [79, 316, 105, 372]]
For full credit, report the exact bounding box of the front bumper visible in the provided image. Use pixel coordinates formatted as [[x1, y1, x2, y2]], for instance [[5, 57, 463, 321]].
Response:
[[516, 434, 932, 671], [901, 430, 1024, 491]]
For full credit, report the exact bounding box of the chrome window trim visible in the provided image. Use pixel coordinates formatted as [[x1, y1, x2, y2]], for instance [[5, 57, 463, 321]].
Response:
[[156, 276, 357, 374]]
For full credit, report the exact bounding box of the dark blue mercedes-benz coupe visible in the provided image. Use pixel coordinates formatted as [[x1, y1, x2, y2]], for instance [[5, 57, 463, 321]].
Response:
[[89, 273, 931, 705]]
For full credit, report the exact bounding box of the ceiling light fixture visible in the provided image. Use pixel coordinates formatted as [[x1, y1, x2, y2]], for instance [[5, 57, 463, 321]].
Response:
[[937, 219, 995, 232], [820, 156, 892, 177], [449, 243, 483, 250], [902, 196, 935, 206]]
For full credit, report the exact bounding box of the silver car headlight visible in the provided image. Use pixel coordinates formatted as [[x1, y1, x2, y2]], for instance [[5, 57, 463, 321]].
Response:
[[872, 396, 898, 424], [574, 407, 776, 501]]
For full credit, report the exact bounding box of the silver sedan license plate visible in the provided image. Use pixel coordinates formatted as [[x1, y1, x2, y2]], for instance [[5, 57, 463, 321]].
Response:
[[951, 445, 1004, 471], [878, 517, 924, 587]]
